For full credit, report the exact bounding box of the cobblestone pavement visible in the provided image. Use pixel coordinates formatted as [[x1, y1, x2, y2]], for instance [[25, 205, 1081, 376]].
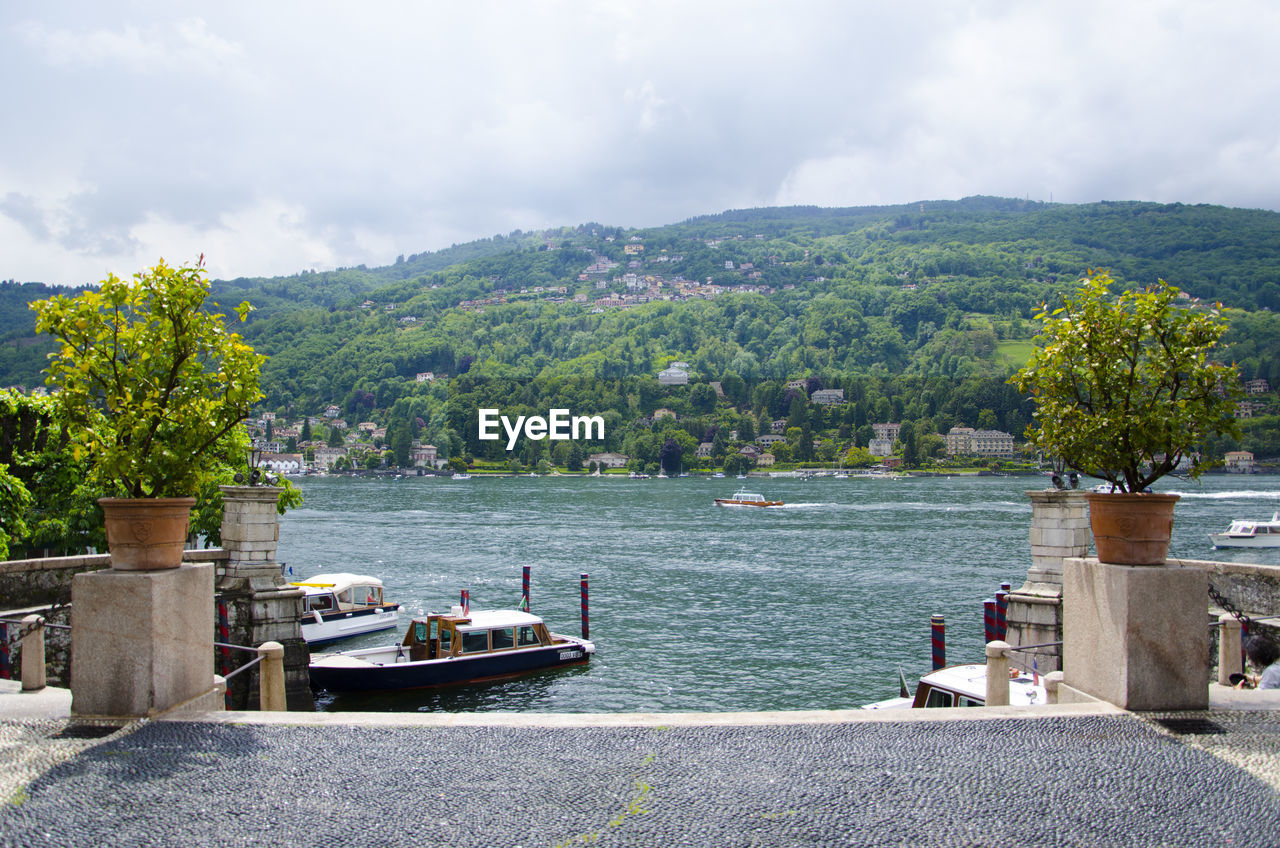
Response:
[[2, 709, 1278, 847]]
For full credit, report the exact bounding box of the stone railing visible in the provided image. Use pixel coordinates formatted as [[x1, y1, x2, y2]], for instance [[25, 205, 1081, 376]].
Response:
[[0, 549, 230, 609]]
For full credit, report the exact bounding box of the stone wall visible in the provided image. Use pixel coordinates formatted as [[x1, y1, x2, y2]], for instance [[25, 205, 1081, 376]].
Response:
[[1, 549, 227, 690]]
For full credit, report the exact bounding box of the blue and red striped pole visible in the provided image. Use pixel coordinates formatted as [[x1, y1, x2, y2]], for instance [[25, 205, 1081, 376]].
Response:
[[930, 614, 945, 670], [983, 598, 997, 644], [580, 573, 590, 639], [995, 589, 1008, 640], [522, 565, 531, 611], [217, 600, 232, 708], [0, 622, 10, 680]]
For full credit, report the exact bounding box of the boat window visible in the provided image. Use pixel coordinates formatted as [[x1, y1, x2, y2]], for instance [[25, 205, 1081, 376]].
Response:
[[460, 630, 489, 653], [517, 626, 540, 646], [338, 589, 352, 604], [355, 586, 380, 604], [923, 688, 955, 708], [491, 627, 515, 650], [307, 595, 334, 612], [414, 621, 428, 643], [439, 626, 452, 653], [957, 696, 983, 707]]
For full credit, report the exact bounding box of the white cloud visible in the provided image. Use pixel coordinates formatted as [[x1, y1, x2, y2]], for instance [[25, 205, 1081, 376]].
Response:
[[4, 1, 1280, 285]]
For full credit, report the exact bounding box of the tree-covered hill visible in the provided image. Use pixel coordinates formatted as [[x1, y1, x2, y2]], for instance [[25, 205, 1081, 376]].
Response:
[[4, 197, 1280, 464]]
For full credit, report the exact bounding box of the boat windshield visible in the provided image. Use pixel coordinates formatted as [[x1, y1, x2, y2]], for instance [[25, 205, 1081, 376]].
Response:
[[518, 626, 540, 647]]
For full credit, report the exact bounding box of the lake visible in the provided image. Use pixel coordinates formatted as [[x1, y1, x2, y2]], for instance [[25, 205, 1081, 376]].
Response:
[[276, 472, 1280, 713]]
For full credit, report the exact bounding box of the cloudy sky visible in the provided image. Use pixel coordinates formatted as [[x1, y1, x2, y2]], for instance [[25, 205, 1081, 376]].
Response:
[[4, 2, 1279, 285]]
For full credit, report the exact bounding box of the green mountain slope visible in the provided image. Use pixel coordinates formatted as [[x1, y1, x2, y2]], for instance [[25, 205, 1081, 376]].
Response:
[[5, 198, 1280, 464]]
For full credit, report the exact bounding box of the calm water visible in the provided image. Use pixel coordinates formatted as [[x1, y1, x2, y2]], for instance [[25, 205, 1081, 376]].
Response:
[[277, 473, 1280, 713]]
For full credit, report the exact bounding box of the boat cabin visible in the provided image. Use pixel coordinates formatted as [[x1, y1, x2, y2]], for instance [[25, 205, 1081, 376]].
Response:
[[401, 610, 554, 661], [294, 573, 388, 614]]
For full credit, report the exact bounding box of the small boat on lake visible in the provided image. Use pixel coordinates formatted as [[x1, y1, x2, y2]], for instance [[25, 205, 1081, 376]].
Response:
[[308, 606, 594, 693], [291, 573, 401, 645], [714, 488, 784, 508], [862, 663, 1047, 710], [1209, 512, 1280, 548], [451, 472, 472, 480]]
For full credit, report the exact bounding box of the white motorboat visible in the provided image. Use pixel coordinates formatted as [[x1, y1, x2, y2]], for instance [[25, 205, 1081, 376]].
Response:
[[290, 573, 401, 644], [862, 663, 1048, 710], [714, 488, 784, 507], [1209, 512, 1280, 548]]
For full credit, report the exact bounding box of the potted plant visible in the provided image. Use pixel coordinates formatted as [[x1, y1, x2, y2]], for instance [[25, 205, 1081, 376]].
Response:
[[1010, 270, 1241, 564], [30, 258, 265, 570]]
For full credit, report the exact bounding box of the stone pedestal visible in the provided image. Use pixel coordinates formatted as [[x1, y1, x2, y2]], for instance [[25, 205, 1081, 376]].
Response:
[[217, 486, 313, 711], [71, 563, 219, 718], [1004, 490, 1090, 674], [1063, 556, 1209, 711]]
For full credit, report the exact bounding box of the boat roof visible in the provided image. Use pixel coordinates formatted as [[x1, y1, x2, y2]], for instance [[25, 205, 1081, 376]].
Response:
[[425, 609, 544, 631], [921, 663, 1047, 706], [289, 573, 385, 593]]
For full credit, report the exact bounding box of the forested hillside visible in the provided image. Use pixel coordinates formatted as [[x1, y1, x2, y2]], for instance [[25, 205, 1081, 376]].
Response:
[[4, 197, 1280, 465]]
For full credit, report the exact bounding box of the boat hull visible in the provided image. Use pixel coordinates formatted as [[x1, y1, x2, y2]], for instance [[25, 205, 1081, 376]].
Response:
[[301, 604, 402, 645], [1209, 534, 1280, 549], [714, 499, 783, 507], [309, 635, 593, 692]]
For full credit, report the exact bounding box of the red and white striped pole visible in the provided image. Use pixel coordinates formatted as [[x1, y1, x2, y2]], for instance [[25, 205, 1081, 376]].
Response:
[[931, 614, 945, 670], [580, 573, 590, 639]]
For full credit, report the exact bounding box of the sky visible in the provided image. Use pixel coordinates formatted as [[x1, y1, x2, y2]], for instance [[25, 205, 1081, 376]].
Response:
[[4, 1, 1280, 286]]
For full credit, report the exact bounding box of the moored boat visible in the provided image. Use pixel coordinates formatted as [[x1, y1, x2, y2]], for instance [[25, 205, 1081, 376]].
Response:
[[862, 663, 1047, 710], [1209, 512, 1280, 548], [308, 607, 594, 692], [291, 573, 401, 645], [714, 488, 784, 507]]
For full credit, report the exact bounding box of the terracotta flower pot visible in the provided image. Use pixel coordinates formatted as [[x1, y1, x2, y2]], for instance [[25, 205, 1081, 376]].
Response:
[[98, 497, 196, 571], [1083, 492, 1180, 565]]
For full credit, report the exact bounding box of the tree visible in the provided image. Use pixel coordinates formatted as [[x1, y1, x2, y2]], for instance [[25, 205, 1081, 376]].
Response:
[[1011, 272, 1241, 491], [30, 259, 264, 499], [567, 443, 585, 472], [898, 421, 918, 467]]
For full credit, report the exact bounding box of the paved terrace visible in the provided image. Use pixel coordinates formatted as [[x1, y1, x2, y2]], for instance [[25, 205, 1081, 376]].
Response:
[[2, 683, 1279, 848]]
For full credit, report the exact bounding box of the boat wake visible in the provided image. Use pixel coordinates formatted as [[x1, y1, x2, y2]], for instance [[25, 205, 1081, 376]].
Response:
[[1167, 490, 1280, 500]]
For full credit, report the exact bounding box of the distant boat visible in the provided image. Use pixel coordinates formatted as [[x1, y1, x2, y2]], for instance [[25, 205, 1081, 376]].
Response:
[[1210, 512, 1280, 548], [629, 471, 650, 479], [714, 488, 784, 508], [451, 472, 472, 480]]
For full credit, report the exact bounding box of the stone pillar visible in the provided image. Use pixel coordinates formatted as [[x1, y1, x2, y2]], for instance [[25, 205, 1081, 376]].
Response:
[[20, 615, 46, 691], [1004, 489, 1090, 674], [217, 486, 313, 711], [72, 563, 221, 717], [985, 641, 1011, 707], [1062, 556, 1209, 711], [1218, 613, 1243, 686]]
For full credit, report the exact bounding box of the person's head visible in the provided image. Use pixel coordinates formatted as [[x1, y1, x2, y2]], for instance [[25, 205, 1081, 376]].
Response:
[[1245, 635, 1279, 670]]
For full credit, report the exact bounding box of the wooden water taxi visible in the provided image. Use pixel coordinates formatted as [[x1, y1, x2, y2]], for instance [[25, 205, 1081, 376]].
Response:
[[308, 607, 594, 693], [290, 573, 401, 645], [714, 488, 784, 507]]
